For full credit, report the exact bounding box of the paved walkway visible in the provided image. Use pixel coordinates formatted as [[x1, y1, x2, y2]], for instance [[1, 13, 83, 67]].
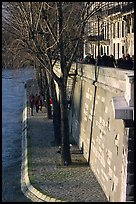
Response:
[[21, 79, 108, 202], [22, 103, 108, 202]]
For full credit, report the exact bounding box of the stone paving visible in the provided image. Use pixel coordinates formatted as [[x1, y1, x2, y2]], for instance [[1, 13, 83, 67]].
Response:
[[25, 105, 108, 202], [21, 79, 108, 202]]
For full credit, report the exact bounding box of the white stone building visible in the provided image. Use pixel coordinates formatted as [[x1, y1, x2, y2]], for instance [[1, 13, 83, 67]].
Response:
[[84, 2, 134, 60]]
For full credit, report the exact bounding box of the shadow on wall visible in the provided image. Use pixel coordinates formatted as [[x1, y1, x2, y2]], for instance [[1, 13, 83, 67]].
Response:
[[70, 65, 100, 162], [70, 70, 84, 147], [88, 65, 100, 164]]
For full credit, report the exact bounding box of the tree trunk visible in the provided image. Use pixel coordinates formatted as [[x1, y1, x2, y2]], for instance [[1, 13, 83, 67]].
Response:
[[39, 67, 44, 95], [43, 69, 52, 119], [59, 82, 71, 165], [50, 78, 61, 145]]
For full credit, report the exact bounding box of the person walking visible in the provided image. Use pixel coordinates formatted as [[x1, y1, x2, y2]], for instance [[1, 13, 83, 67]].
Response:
[[35, 94, 39, 113], [29, 94, 35, 116], [50, 98, 53, 115]]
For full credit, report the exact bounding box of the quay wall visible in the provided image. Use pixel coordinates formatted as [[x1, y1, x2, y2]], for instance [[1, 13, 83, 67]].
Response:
[[22, 63, 134, 202], [54, 62, 134, 202]]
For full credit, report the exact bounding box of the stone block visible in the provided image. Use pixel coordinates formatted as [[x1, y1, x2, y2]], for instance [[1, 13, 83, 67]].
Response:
[[112, 96, 134, 120]]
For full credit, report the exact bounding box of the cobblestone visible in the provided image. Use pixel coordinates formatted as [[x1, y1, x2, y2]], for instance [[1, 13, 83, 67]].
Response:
[[25, 107, 108, 202], [21, 80, 108, 202]]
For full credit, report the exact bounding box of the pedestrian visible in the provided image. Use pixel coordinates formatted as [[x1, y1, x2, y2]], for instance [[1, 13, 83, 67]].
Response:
[[50, 98, 53, 115], [35, 94, 39, 113], [82, 54, 91, 64], [102, 53, 109, 67], [117, 54, 126, 68], [50, 98, 53, 106], [89, 55, 96, 65], [96, 55, 102, 66], [117, 53, 133, 69], [67, 95, 71, 109], [108, 55, 116, 68], [29, 94, 35, 116], [125, 54, 133, 70]]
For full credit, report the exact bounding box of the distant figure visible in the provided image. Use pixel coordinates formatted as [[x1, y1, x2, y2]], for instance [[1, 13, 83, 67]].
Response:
[[29, 94, 35, 116], [90, 55, 96, 65], [96, 55, 102, 66], [125, 54, 133, 70], [24, 83, 27, 89], [50, 98, 53, 106], [82, 54, 91, 64], [102, 53, 109, 66], [117, 53, 133, 69], [108, 55, 116, 68], [35, 94, 39, 113], [117, 54, 126, 68], [50, 98, 53, 114], [67, 95, 71, 109]]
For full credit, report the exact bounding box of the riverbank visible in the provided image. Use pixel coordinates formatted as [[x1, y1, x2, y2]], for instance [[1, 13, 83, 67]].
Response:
[[2, 68, 34, 202], [21, 79, 108, 202]]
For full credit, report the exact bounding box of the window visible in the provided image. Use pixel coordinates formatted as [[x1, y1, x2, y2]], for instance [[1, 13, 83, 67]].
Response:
[[122, 21, 124, 37], [113, 43, 115, 57], [107, 46, 109, 55], [117, 22, 120, 38], [117, 43, 120, 59], [101, 45, 103, 55], [127, 19, 130, 34], [101, 26, 104, 39], [122, 46, 124, 54], [105, 25, 106, 39], [131, 17, 134, 33], [104, 46, 106, 53], [92, 45, 94, 55], [107, 23, 109, 39], [95, 45, 96, 58]]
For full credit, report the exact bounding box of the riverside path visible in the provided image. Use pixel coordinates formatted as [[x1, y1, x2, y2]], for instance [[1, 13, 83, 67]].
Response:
[[21, 79, 108, 202]]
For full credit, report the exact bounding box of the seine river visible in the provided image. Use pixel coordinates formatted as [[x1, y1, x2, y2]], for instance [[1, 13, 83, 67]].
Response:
[[2, 67, 34, 202]]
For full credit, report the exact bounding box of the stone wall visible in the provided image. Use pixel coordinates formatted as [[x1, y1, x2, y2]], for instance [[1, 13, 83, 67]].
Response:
[[68, 64, 134, 202]]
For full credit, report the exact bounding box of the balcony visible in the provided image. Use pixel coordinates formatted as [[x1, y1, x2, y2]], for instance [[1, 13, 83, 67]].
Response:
[[107, 2, 134, 16], [86, 34, 104, 41], [84, 34, 110, 45]]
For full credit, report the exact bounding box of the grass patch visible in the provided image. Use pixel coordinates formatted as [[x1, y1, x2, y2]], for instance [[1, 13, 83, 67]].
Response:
[[26, 132, 46, 195], [27, 132, 56, 198]]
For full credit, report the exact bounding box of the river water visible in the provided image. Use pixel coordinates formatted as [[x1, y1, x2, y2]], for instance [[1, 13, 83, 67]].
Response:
[[2, 67, 34, 202]]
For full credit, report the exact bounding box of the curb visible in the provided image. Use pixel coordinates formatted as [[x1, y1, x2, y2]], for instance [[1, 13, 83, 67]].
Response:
[[21, 82, 67, 202]]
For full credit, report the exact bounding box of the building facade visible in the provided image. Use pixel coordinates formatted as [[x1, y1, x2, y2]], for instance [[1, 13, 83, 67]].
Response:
[[84, 2, 134, 60]]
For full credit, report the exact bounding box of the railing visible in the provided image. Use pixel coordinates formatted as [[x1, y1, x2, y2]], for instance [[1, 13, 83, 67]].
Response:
[[107, 2, 134, 16]]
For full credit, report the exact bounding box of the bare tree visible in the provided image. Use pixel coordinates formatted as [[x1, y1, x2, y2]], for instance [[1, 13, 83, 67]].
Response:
[[2, 2, 105, 165]]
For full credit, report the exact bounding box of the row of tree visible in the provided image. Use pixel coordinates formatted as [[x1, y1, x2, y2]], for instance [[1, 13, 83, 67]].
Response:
[[2, 2, 105, 165]]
